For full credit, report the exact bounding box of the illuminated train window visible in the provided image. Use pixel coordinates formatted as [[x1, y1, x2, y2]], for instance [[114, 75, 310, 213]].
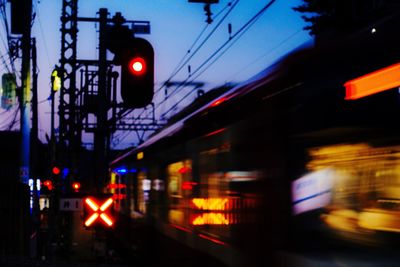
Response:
[[293, 143, 400, 241], [137, 171, 150, 214], [167, 160, 193, 198]]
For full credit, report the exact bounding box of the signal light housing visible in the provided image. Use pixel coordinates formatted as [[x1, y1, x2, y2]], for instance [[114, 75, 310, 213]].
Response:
[[120, 38, 154, 108]]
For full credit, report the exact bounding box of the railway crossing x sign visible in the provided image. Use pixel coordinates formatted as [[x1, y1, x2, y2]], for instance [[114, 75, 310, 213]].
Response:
[[84, 197, 114, 227]]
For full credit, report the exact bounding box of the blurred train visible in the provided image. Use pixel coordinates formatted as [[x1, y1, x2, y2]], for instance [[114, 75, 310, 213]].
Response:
[[108, 15, 400, 267]]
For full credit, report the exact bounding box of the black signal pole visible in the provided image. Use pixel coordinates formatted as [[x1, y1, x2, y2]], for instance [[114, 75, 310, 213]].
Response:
[[93, 8, 109, 192]]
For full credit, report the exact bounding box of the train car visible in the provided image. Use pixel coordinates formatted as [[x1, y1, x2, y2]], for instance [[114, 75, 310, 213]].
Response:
[[109, 15, 400, 267]]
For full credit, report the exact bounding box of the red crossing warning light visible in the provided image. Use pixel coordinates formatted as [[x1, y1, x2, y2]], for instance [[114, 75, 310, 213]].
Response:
[[72, 182, 81, 192], [52, 166, 61, 175], [84, 197, 114, 227], [43, 180, 53, 191]]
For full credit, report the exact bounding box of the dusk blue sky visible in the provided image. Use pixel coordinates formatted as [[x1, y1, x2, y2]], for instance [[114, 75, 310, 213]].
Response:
[[0, 0, 312, 149]]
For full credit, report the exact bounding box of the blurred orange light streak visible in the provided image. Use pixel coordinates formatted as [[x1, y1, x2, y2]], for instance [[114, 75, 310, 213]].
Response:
[[192, 198, 228, 210], [192, 213, 230, 225], [344, 63, 400, 100], [198, 234, 227, 246], [211, 97, 227, 107]]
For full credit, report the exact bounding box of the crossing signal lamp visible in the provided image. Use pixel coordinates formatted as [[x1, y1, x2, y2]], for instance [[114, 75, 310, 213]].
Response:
[[52, 166, 61, 175], [72, 182, 81, 192], [84, 196, 115, 228], [43, 180, 53, 191], [120, 38, 154, 108]]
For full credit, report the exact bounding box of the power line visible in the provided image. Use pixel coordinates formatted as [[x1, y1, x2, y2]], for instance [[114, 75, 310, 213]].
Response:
[[160, 0, 277, 118], [0, 3, 11, 73], [225, 28, 303, 83], [154, 0, 239, 97], [7, 103, 20, 130], [34, 0, 52, 67], [126, 1, 241, 134]]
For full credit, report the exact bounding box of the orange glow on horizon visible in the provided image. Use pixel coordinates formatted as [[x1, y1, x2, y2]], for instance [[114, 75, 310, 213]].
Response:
[[344, 63, 400, 100]]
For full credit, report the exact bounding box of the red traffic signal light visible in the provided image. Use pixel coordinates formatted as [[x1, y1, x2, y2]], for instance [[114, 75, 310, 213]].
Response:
[[129, 57, 146, 75], [120, 38, 154, 108]]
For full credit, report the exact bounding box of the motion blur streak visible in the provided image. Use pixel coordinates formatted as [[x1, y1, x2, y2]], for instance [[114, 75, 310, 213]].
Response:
[[191, 213, 230, 225], [192, 198, 229, 210], [344, 63, 400, 100]]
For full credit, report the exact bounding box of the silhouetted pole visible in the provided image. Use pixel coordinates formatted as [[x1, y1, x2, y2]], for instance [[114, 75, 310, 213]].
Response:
[[94, 8, 109, 192], [20, 0, 32, 185], [31, 38, 38, 177]]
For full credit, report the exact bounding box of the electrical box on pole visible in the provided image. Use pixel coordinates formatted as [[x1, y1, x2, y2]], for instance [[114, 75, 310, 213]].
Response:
[[10, 0, 30, 34], [1, 73, 17, 110]]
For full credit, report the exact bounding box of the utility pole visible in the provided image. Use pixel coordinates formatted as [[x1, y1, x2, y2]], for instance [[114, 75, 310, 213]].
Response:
[[20, 0, 32, 185], [31, 38, 38, 177]]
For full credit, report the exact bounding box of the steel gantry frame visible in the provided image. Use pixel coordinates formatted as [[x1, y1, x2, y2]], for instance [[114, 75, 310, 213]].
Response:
[[59, 0, 79, 166], [59, 0, 164, 182]]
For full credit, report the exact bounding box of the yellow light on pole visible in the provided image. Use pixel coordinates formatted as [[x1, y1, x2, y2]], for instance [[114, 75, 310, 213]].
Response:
[[51, 69, 61, 91]]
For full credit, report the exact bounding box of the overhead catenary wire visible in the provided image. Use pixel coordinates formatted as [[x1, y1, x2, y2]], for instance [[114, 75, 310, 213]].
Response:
[[0, 52, 11, 72], [0, 0, 19, 75], [7, 103, 20, 130], [154, 0, 239, 117], [182, 5, 298, 87], [34, 0, 52, 67], [127, 1, 240, 126], [0, 104, 19, 130], [0, 2, 11, 73], [160, 0, 277, 118], [225, 28, 303, 83], [154, 0, 240, 97]]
